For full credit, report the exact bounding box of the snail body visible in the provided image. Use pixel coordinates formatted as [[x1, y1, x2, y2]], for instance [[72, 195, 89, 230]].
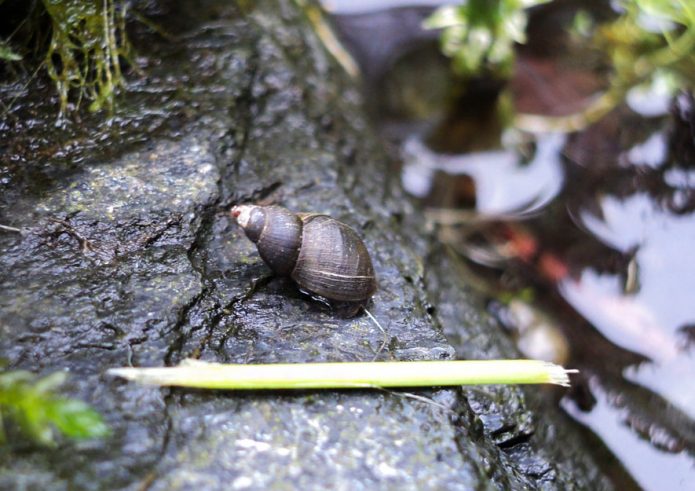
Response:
[[231, 205, 377, 306]]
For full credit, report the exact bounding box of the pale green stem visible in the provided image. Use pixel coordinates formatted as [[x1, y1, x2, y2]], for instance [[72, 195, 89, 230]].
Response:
[[108, 359, 576, 390]]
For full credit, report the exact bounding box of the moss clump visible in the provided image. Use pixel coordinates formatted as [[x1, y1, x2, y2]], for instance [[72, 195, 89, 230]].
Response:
[[1, 0, 133, 117], [43, 0, 132, 116]]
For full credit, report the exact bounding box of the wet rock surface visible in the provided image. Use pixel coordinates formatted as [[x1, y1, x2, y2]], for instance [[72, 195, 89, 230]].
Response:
[[1, 1, 612, 489]]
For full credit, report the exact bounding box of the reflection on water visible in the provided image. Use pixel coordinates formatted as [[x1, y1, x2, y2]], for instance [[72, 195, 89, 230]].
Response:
[[570, 192, 695, 420], [563, 379, 693, 491], [402, 132, 565, 215], [625, 132, 667, 168], [329, 3, 695, 489]]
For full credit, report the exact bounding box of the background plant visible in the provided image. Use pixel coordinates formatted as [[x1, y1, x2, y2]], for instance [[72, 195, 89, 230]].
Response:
[[424, 0, 550, 79], [426, 0, 695, 131], [0, 368, 109, 446]]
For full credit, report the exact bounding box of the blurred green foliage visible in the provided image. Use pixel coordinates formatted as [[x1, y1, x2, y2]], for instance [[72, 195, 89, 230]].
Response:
[[0, 369, 109, 447], [427, 0, 695, 130], [594, 0, 695, 91], [424, 0, 549, 78], [559, 0, 695, 129]]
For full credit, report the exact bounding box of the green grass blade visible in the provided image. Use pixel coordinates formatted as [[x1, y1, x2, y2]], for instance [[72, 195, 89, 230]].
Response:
[[108, 359, 576, 390]]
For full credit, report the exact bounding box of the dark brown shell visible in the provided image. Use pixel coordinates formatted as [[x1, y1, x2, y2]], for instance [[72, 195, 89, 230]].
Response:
[[292, 214, 377, 302], [232, 205, 377, 303]]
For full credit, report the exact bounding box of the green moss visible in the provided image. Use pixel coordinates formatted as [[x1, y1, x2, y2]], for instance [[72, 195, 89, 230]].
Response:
[[42, 0, 133, 116], [1, 0, 133, 117]]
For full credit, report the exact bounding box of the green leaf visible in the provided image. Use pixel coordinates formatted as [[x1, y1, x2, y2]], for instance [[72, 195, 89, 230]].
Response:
[[0, 370, 109, 446], [423, 5, 464, 30], [49, 399, 110, 439]]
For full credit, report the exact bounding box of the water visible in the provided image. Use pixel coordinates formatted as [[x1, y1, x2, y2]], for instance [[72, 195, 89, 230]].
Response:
[[328, 2, 695, 489], [401, 132, 566, 215]]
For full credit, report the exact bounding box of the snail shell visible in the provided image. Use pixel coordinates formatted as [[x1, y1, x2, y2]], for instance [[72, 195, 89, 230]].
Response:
[[231, 205, 377, 304]]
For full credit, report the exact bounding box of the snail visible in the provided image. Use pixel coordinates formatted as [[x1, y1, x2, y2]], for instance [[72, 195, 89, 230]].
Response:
[[231, 205, 377, 315]]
